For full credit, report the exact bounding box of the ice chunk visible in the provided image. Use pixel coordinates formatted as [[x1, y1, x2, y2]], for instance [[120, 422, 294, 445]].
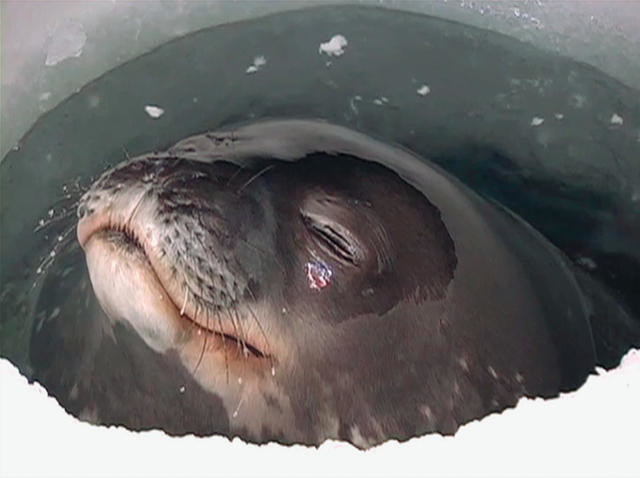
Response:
[[417, 85, 431, 96], [319, 35, 348, 57], [610, 113, 624, 125], [245, 56, 266, 74], [144, 105, 165, 119]]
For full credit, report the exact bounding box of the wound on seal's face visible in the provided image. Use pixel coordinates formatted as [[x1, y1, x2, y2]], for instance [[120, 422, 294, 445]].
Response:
[[69, 120, 597, 449]]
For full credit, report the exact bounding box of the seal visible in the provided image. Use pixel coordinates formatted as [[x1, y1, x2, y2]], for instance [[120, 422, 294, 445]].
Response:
[[42, 120, 598, 448]]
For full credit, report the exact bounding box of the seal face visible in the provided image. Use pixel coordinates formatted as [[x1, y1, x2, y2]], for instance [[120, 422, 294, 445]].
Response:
[[66, 120, 596, 447]]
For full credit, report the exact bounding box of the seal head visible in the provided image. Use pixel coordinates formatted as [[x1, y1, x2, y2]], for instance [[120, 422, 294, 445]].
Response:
[[73, 120, 596, 448]]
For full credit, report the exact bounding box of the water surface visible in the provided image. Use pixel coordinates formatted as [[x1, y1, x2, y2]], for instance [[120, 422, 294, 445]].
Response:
[[1, 4, 638, 395]]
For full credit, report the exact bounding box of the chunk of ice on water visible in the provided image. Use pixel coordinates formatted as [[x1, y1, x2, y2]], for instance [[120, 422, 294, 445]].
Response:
[[417, 85, 431, 96], [144, 106, 165, 119], [319, 35, 348, 57]]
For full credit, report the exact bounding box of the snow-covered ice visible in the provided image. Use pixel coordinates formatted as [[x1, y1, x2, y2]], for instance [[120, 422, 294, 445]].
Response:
[[1, 349, 638, 477], [45, 21, 87, 66]]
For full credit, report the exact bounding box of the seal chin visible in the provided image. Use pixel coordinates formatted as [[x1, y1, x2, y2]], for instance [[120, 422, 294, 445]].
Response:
[[83, 229, 184, 353], [78, 213, 271, 365]]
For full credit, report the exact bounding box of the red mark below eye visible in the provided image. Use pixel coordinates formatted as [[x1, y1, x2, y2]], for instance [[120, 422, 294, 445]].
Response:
[[306, 260, 333, 290]]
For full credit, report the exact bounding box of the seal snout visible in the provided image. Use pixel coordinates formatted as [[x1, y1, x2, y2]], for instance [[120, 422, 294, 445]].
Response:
[[76, 184, 151, 251], [76, 156, 276, 370]]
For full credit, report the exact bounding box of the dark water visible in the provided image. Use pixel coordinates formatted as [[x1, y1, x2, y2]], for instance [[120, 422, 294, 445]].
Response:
[[1, 4, 638, 411]]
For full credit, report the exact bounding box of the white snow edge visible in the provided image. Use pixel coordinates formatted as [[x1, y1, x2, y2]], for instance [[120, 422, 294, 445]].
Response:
[[1, 350, 638, 477]]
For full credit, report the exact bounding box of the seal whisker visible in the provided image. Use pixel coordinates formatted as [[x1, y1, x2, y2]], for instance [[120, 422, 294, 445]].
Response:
[[236, 164, 276, 194], [124, 188, 149, 231], [192, 303, 208, 375], [230, 305, 250, 358], [223, 307, 241, 352], [236, 236, 286, 276], [234, 308, 247, 353], [32, 222, 79, 290], [224, 163, 247, 188], [243, 284, 275, 372], [35, 204, 78, 232], [216, 312, 230, 384], [225, 308, 248, 381], [231, 386, 246, 419], [180, 286, 188, 316]]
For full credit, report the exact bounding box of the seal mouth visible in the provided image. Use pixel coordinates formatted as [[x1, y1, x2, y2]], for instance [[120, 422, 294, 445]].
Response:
[[77, 212, 270, 361]]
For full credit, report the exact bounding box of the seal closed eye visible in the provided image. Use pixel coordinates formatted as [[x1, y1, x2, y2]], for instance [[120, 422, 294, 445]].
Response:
[[69, 119, 597, 448], [301, 211, 361, 266]]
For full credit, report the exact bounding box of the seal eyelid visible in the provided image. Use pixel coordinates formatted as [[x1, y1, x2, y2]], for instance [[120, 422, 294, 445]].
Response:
[[300, 212, 360, 266]]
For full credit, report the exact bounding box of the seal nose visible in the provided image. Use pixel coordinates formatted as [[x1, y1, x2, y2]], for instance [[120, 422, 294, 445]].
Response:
[[77, 210, 103, 247], [77, 202, 92, 220], [77, 189, 108, 247], [76, 176, 152, 248]]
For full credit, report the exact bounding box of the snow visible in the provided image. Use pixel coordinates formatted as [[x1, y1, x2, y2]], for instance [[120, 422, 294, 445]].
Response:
[[610, 113, 624, 125], [531, 116, 545, 126], [1, 349, 638, 477], [45, 21, 87, 66], [245, 56, 267, 74], [417, 85, 431, 96], [319, 34, 348, 57], [576, 257, 598, 270], [144, 105, 165, 119]]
